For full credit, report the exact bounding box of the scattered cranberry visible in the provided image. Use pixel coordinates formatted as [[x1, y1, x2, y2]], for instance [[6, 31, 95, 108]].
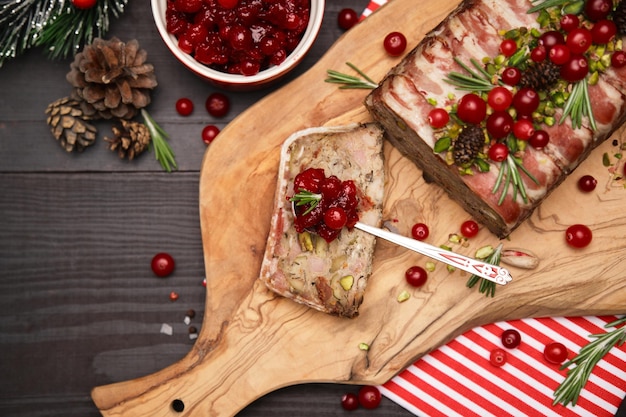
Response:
[[489, 348, 507, 367], [513, 119, 535, 141], [577, 175, 597, 192], [175, 98, 194, 116], [529, 129, 550, 149], [206, 92, 230, 118], [566, 27, 593, 54], [530, 45, 547, 62], [457, 93, 487, 124], [584, 0, 612, 21], [513, 88, 540, 116], [612, 51, 626, 68], [383, 31, 407, 56], [151, 252, 176, 277], [341, 393, 359, 411], [501, 329, 521, 349], [428, 108, 450, 129], [405, 266, 428, 287], [337, 8, 358, 30], [560, 55, 589, 83], [358, 386, 382, 410], [460, 220, 479, 238], [501, 67, 521, 86], [202, 278, 207, 287], [487, 86, 513, 112], [71, 0, 97, 9], [202, 125, 220, 144], [499, 39, 517, 57], [539, 30, 565, 51], [488, 143, 509, 162], [549, 44, 570, 65], [544, 341, 568, 364], [565, 224, 593, 248], [560, 14, 580, 32], [591, 19, 617, 45], [411, 223, 430, 240], [169, 291, 180, 302]]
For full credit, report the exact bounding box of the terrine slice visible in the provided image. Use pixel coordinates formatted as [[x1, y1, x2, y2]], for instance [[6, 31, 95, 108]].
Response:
[[259, 124, 385, 318]]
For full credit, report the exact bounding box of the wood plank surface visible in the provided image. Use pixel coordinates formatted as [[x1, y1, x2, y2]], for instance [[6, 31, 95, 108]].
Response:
[[0, 0, 418, 416], [88, 0, 626, 416]]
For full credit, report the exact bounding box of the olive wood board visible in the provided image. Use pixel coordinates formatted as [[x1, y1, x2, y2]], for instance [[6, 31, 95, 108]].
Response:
[[91, 0, 626, 415]]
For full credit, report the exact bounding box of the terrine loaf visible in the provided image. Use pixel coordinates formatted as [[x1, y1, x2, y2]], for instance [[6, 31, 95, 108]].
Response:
[[260, 124, 385, 318], [365, 0, 626, 238]]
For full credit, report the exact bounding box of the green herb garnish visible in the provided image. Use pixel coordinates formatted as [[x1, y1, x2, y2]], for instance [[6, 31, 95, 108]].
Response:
[[553, 316, 626, 406], [561, 79, 597, 131], [466, 243, 503, 297], [444, 58, 499, 92], [325, 62, 378, 89], [141, 109, 177, 173], [492, 153, 540, 205], [290, 190, 322, 215]]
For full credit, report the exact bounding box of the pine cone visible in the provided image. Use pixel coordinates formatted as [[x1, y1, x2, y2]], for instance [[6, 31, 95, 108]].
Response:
[[45, 97, 98, 152], [453, 124, 485, 165], [519, 60, 561, 91], [66, 37, 157, 120], [104, 119, 151, 160]]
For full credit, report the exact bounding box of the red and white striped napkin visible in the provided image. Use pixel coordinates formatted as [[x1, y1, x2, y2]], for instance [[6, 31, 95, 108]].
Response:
[[359, 1, 626, 416]]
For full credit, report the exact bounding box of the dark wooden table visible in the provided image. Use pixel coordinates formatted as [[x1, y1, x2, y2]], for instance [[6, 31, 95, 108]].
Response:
[[1, 1, 625, 417], [0, 1, 415, 416]]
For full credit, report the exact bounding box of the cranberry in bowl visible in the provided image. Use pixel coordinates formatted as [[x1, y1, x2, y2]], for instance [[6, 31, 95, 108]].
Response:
[[151, 0, 324, 90]]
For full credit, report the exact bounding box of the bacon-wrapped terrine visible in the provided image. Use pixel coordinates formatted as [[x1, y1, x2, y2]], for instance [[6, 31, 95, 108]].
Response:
[[365, 0, 626, 238], [260, 124, 385, 318]]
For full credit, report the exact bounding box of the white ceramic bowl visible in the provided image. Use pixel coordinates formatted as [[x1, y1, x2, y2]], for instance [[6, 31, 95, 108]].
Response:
[[151, 0, 325, 90]]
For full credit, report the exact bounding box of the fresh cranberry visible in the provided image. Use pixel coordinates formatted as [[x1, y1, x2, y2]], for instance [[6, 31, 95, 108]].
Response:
[[585, 0, 612, 21], [358, 386, 382, 409], [501, 67, 521, 86], [411, 223, 430, 240], [539, 30, 565, 51], [486, 111, 514, 139], [337, 8, 358, 30], [566, 28, 593, 54], [218, 0, 239, 9], [383, 31, 407, 56], [151, 253, 175, 277], [565, 224, 592, 248], [549, 44, 571, 65], [205, 92, 230, 118], [460, 220, 479, 238], [499, 39, 517, 57], [513, 119, 535, 141], [488, 143, 509, 162], [529, 129, 550, 148], [341, 392, 359, 411], [202, 125, 220, 144], [457, 93, 487, 124], [577, 175, 597, 192], [591, 19, 617, 45], [612, 51, 626, 68], [489, 348, 507, 367], [428, 108, 450, 128], [560, 14, 580, 32], [501, 329, 521, 349], [560, 55, 589, 82], [513, 88, 540, 116], [530, 45, 547, 62], [487, 86, 513, 111], [293, 168, 325, 193], [544, 341, 568, 364], [176, 98, 194, 116], [405, 266, 428, 287]]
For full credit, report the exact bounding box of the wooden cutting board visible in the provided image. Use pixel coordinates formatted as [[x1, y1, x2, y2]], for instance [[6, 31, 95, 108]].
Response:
[[91, 0, 626, 415]]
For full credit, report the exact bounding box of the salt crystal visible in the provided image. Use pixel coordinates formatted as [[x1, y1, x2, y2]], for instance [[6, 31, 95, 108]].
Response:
[[189, 333, 198, 340], [184, 316, 191, 325], [160, 323, 173, 336]]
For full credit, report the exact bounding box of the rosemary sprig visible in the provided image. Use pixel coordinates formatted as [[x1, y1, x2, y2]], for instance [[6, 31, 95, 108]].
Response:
[[492, 153, 540, 205], [466, 243, 503, 297], [140, 109, 177, 172], [527, 0, 571, 13], [325, 62, 378, 89], [561, 79, 597, 131], [290, 190, 321, 215], [553, 316, 626, 406], [445, 58, 499, 92]]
